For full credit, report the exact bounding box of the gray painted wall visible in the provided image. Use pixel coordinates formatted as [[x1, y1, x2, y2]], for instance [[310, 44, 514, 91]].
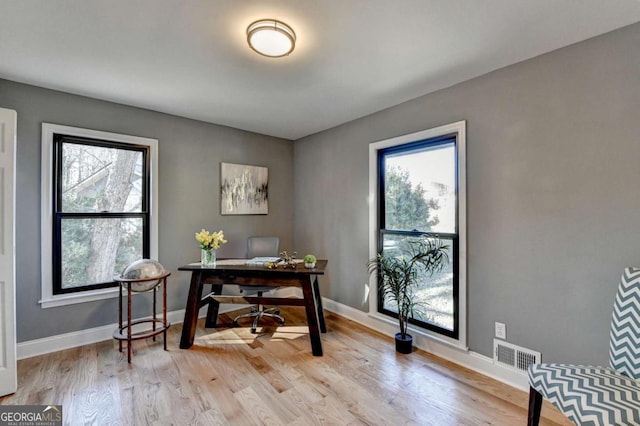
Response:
[[293, 23, 640, 364], [4, 22, 640, 364], [0, 79, 293, 342]]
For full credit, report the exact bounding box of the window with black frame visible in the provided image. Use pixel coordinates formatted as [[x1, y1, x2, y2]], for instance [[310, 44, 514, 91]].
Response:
[[378, 135, 459, 338], [52, 134, 150, 294]]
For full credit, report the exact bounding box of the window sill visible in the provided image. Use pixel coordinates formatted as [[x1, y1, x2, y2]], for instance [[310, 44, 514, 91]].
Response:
[[39, 287, 120, 309]]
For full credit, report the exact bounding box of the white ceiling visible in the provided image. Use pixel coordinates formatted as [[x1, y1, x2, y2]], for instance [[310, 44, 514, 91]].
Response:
[[1, 1, 639, 140]]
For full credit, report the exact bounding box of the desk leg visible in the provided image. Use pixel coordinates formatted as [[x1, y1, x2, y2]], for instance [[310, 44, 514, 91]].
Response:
[[302, 279, 323, 356], [205, 284, 223, 328], [180, 271, 204, 349], [312, 276, 327, 333]]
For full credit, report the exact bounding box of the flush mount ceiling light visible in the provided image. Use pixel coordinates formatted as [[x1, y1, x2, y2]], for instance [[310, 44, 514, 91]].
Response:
[[247, 19, 296, 58]]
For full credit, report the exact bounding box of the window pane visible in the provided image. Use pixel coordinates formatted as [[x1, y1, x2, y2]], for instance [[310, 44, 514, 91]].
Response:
[[61, 143, 143, 213], [384, 143, 455, 233], [381, 234, 455, 332], [60, 217, 143, 288]]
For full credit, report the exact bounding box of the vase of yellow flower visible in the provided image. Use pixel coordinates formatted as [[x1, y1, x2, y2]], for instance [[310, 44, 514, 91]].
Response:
[[195, 229, 227, 267], [201, 248, 216, 266]]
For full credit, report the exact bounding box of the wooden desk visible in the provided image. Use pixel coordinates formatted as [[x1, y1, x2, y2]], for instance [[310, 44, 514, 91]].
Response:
[[178, 260, 327, 356]]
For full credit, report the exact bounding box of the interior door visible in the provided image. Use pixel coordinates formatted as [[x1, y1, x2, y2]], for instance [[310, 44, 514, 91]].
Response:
[[0, 107, 17, 396]]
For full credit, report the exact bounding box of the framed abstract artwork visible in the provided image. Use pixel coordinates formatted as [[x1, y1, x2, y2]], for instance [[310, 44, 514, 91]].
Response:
[[220, 162, 268, 215]]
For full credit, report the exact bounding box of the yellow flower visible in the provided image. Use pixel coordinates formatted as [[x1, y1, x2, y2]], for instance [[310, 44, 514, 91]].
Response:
[[195, 229, 227, 250]]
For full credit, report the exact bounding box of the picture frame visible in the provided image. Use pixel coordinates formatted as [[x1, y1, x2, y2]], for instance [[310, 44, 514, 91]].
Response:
[[220, 162, 268, 215]]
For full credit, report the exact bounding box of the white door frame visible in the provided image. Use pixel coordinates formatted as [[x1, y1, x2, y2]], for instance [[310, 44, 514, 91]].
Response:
[[0, 107, 17, 396]]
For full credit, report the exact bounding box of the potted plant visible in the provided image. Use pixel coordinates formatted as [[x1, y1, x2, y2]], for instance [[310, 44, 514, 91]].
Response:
[[303, 254, 317, 269], [368, 236, 449, 354]]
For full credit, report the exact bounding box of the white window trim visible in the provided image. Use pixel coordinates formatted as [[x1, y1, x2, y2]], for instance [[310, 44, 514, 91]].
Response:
[[40, 123, 158, 309], [368, 120, 467, 349]]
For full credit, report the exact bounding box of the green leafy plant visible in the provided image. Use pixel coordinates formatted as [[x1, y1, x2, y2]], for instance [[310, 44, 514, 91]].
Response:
[[303, 254, 317, 264], [367, 236, 449, 340]]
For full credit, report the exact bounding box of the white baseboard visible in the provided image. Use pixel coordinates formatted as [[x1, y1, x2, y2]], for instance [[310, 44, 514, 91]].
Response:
[[17, 294, 529, 391], [321, 297, 529, 391], [16, 304, 242, 360]]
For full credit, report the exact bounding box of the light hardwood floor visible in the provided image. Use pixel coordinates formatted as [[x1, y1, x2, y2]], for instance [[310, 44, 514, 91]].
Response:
[[1, 308, 570, 425]]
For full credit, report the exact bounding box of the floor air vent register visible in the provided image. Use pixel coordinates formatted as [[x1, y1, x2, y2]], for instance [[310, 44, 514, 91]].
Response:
[[493, 339, 541, 374]]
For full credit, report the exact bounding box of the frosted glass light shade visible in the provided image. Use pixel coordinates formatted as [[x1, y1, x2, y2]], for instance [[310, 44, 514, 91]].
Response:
[[247, 19, 296, 58]]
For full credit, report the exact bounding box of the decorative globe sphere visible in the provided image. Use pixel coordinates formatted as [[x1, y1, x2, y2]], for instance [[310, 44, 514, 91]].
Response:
[[120, 259, 166, 292]]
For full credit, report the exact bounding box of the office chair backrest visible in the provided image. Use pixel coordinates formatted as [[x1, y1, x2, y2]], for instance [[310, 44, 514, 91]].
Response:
[[609, 267, 640, 380], [247, 236, 279, 258]]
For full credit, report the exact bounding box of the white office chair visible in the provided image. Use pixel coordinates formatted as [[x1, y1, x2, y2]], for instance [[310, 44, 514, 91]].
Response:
[[233, 236, 285, 333]]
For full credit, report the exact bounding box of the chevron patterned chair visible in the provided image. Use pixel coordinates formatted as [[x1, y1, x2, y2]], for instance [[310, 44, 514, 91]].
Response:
[[527, 267, 640, 425]]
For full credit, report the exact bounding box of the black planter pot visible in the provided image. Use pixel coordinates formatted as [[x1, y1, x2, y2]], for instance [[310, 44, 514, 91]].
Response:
[[395, 333, 413, 354]]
